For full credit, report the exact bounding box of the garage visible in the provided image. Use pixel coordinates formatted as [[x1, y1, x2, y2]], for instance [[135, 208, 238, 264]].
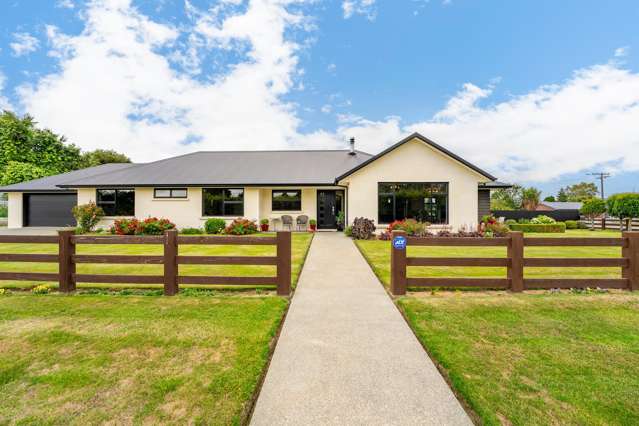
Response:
[[23, 193, 77, 227]]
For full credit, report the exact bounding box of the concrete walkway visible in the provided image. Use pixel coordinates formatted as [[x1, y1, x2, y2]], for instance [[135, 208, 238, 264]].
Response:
[[251, 233, 471, 425]]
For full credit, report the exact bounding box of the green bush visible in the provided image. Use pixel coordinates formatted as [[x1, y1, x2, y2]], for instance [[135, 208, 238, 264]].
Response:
[[0, 205, 7, 218], [531, 215, 556, 224], [344, 225, 353, 237], [136, 217, 175, 235], [564, 220, 579, 229], [505, 219, 517, 226], [204, 218, 226, 234], [180, 227, 204, 235], [72, 202, 104, 233], [508, 223, 566, 233]]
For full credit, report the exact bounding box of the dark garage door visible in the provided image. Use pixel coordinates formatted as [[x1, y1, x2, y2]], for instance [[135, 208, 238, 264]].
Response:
[[24, 193, 77, 227]]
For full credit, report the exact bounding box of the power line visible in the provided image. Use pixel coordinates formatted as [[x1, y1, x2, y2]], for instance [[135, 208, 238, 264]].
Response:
[[587, 172, 611, 199]]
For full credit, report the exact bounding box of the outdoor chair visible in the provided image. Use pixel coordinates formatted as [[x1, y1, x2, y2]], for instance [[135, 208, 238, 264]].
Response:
[[296, 215, 309, 231], [281, 215, 293, 231]]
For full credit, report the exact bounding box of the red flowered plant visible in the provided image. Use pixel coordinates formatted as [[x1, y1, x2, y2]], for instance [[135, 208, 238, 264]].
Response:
[[224, 218, 258, 235], [110, 217, 175, 235], [110, 218, 140, 235]]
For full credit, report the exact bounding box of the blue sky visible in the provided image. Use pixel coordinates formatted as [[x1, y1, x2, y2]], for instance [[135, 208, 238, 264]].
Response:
[[1, 0, 638, 198]]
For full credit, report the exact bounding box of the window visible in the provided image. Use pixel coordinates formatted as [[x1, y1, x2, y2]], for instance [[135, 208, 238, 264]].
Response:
[[96, 189, 135, 216], [378, 183, 448, 224], [154, 188, 188, 199], [272, 190, 302, 211], [202, 188, 244, 216]]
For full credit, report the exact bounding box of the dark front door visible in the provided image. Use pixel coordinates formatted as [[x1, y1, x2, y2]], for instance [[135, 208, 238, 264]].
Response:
[[317, 190, 344, 229]]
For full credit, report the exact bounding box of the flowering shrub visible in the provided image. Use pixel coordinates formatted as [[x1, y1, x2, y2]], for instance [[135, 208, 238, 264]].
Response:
[[110, 218, 139, 235], [387, 219, 430, 236], [225, 218, 258, 235], [136, 217, 176, 235], [110, 217, 175, 235], [31, 285, 50, 295], [72, 202, 104, 233]]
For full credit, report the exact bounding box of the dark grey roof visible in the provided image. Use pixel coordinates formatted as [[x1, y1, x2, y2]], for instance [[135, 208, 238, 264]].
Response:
[[0, 163, 137, 192], [336, 132, 497, 182], [57, 150, 374, 187], [540, 201, 583, 210]]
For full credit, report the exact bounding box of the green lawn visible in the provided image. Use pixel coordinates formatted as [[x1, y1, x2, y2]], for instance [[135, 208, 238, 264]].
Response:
[[0, 293, 287, 425], [356, 230, 623, 288], [398, 292, 639, 425], [0, 232, 313, 291]]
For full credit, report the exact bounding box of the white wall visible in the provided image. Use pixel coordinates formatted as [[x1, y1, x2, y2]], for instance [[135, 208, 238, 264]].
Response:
[[338, 137, 490, 230], [7, 192, 23, 228]]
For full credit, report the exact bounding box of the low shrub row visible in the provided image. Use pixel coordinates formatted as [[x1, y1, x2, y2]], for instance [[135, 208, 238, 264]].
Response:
[[111, 217, 176, 235], [508, 223, 566, 233]]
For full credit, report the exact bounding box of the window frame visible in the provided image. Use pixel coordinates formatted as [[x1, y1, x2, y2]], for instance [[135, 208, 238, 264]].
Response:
[[377, 182, 449, 225], [96, 188, 135, 217], [201, 188, 245, 217], [271, 189, 302, 212], [153, 188, 188, 199]]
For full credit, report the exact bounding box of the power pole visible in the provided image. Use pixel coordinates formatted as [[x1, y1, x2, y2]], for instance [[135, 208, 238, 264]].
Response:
[[587, 172, 611, 199]]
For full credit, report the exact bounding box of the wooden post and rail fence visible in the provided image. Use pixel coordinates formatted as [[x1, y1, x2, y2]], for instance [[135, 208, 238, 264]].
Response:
[[390, 230, 639, 295], [0, 230, 292, 296]]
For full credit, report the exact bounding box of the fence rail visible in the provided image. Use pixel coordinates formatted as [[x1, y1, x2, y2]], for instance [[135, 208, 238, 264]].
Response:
[[390, 230, 639, 295], [0, 230, 292, 296], [580, 217, 639, 231]]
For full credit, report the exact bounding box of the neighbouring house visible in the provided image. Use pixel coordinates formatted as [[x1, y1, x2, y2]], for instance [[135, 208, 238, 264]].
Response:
[[0, 133, 505, 230], [536, 201, 583, 211]]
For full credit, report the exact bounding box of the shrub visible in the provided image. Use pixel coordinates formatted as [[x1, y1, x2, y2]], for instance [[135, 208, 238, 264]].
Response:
[[505, 219, 517, 226], [31, 285, 50, 295], [531, 215, 556, 224], [72, 202, 104, 233], [564, 220, 579, 230], [180, 227, 204, 235], [204, 218, 226, 234], [137, 217, 175, 235], [518, 218, 531, 224], [581, 197, 607, 230], [224, 218, 258, 235], [0, 288, 7, 296], [344, 225, 353, 237], [387, 219, 430, 236], [110, 218, 139, 235], [350, 217, 375, 240], [508, 223, 566, 233], [0, 205, 7, 218]]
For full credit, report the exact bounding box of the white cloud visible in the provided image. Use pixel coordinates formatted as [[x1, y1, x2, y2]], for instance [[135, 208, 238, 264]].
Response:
[[56, 0, 75, 9], [10, 32, 40, 57], [348, 62, 639, 182], [614, 46, 629, 58], [0, 71, 13, 111], [342, 0, 376, 20], [17, 0, 320, 161], [327, 63, 336, 73], [321, 104, 332, 114]]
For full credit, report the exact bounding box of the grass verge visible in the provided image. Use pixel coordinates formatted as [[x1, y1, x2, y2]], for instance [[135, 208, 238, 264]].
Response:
[[397, 291, 639, 425], [0, 293, 288, 425]]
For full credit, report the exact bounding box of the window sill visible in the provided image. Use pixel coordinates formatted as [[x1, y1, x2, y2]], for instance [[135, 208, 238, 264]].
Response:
[[152, 198, 190, 202]]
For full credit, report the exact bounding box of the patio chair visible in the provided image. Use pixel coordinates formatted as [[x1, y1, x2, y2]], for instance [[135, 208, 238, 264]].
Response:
[[281, 215, 293, 231], [296, 215, 309, 231]]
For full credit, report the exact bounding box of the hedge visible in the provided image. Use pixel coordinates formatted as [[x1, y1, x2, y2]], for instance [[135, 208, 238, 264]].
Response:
[[508, 223, 566, 233]]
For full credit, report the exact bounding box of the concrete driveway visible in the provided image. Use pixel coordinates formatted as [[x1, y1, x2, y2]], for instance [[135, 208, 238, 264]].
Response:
[[0, 227, 71, 235]]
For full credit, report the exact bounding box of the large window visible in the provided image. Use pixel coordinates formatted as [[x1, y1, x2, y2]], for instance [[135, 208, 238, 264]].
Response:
[[154, 188, 187, 199], [96, 189, 135, 216], [202, 188, 244, 216], [272, 190, 302, 211], [378, 183, 448, 224]]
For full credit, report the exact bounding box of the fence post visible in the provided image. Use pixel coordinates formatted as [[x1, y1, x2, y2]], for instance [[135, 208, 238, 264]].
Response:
[[276, 231, 291, 296], [507, 231, 524, 292], [390, 230, 407, 296], [622, 232, 639, 291], [58, 230, 75, 293], [164, 229, 179, 296]]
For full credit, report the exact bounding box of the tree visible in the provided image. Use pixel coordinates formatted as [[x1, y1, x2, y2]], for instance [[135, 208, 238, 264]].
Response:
[[0, 111, 82, 183], [580, 198, 606, 230], [563, 182, 599, 202], [543, 195, 556, 202], [490, 184, 523, 210], [81, 149, 131, 168], [606, 193, 639, 231], [557, 188, 568, 202], [521, 187, 542, 210]]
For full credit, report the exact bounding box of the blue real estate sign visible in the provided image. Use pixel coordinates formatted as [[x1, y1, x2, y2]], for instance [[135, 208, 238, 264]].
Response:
[[392, 235, 407, 250]]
